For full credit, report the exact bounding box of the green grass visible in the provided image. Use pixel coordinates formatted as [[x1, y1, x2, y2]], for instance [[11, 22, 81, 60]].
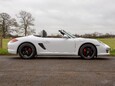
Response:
[[2, 39, 10, 49], [0, 38, 115, 55], [110, 49, 115, 56], [0, 48, 8, 55], [0, 38, 10, 55]]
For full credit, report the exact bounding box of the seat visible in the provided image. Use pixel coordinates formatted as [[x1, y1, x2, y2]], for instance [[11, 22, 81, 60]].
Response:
[[41, 30, 47, 37]]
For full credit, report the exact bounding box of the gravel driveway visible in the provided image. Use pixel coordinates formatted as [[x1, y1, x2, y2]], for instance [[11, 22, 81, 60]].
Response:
[[0, 56, 115, 86]]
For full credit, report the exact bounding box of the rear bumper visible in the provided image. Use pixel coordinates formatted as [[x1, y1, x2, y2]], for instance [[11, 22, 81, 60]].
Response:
[[8, 49, 17, 54], [7, 42, 19, 54]]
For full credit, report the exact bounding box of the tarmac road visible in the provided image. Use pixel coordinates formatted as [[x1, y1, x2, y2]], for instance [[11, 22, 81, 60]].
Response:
[[0, 56, 115, 86]]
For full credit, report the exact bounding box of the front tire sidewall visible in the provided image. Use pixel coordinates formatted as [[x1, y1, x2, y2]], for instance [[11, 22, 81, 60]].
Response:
[[18, 43, 36, 59], [80, 44, 96, 60]]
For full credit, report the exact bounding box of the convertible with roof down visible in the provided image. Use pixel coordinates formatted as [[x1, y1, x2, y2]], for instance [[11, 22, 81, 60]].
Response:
[[8, 30, 110, 59]]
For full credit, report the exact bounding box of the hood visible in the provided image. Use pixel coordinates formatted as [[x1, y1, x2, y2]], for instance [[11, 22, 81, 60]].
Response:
[[74, 37, 99, 44]]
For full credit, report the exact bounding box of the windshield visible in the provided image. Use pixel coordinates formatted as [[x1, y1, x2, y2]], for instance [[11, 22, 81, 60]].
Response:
[[59, 30, 76, 38], [67, 32, 76, 38]]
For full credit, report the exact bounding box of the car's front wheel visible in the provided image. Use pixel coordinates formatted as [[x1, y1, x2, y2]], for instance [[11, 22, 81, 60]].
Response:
[[18, 43, 36, 59], [79, 44, 96, 60]]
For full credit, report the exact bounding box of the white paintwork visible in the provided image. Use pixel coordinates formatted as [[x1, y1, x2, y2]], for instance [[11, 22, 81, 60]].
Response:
[[8, 30, 110, 56]]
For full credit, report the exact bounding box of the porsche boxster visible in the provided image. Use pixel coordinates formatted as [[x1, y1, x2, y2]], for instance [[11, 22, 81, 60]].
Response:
[[8, 30, 110, 59]]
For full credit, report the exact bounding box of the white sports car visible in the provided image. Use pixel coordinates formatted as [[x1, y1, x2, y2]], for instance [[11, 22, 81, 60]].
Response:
[[8, 30, 110, 59]]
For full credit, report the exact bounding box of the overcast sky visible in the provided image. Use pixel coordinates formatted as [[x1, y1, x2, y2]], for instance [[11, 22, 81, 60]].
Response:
[[0, 0, 115, 35]]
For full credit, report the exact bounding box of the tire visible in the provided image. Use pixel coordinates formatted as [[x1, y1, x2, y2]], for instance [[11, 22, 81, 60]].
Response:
[[79, 44, 96, 60], [18, 43, 36, 59]]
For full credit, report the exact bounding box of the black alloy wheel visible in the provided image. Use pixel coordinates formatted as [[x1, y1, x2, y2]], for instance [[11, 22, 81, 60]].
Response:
[[79, 44, 96, 60], [18, 43, 36, 59]]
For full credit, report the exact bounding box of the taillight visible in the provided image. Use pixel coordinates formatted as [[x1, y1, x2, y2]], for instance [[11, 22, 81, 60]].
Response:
[[10, 38, 18, 43]]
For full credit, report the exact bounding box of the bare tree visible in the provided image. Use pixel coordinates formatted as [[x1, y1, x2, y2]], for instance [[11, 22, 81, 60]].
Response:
[[0, 13, 11, 38], [0, 13, 17, 38], [8, 18, 18, 35], [17, 11, 35, 36]]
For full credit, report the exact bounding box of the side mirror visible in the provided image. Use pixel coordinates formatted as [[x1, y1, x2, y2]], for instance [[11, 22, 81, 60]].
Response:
[[63, 35, 69, 39]]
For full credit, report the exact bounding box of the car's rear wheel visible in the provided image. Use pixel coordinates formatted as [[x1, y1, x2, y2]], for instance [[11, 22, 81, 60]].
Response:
[[18, 43, 36, 59], [79, 44, 96, 60]]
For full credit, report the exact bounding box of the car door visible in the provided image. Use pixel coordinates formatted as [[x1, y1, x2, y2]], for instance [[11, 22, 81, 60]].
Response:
[[43, 38, 76, 54]]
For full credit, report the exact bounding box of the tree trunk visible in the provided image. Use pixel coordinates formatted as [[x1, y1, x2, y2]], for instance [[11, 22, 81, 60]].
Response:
[[25, 25, 27, 36], [25, 28, 27, 36], [0, 33, 2, 48], [2, 30, 6, 38], [2, 20, 6, 38]]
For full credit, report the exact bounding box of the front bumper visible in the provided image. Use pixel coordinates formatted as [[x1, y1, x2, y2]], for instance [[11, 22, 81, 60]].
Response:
[[96, 43, 110, 55]]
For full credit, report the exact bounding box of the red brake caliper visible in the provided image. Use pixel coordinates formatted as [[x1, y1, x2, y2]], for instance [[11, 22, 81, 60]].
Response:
[[84, 48, 87, 56], [28, 48, 32, 53]]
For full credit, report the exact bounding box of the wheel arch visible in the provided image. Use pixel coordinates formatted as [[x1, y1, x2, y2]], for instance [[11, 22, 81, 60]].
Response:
[[17, 42, 37, 54], [78, 42, 97, 57]]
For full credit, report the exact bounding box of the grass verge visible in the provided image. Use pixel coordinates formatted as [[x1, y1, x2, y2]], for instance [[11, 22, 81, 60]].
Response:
[[0, 38, 10, 55], [110, 49, 115, 56], [0, 48, 9, 55]]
